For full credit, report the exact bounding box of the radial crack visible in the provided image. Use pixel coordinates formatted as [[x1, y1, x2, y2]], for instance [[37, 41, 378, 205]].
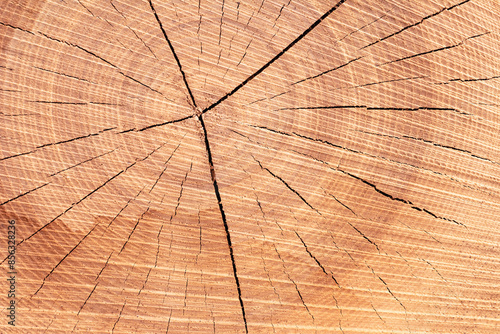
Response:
[[149, 0, 197, 106], [198, 114, 248, 333], [50, 148, 117, 177], [32, 220, 102, 297], [23, 143, 166, 244], [379, 32, 489, 66], [119, 204, 151, 254], [253, 156, 321, 215], [361, 0, 472, 50], [295, 230, 340, 287], [77, 282, 99, 315], [273, 243, 315, 322], [203, 0, 348, 114], [1, 183, 50, 206], [292, 56, 362, 85]]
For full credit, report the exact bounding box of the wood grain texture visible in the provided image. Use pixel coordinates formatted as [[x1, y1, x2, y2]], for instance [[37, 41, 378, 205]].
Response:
[[1, 0, 500, 332]]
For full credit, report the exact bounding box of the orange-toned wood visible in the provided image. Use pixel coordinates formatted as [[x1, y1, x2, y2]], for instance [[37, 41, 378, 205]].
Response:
[[1, 0, 500, 332]]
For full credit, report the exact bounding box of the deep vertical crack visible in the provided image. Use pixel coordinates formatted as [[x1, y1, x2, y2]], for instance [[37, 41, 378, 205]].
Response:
[[198, 114, 248, 333], [151, 0, 247, 326]]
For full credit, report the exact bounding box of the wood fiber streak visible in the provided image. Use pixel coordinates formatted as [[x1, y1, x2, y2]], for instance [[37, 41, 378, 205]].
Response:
[[1, 0, 500, 333]]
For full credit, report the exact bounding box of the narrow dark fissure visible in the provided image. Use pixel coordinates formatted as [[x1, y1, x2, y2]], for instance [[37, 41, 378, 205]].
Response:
[[202, 0, 348, 114], [198, 114, 249, 333], [149, 2, 248, 330]]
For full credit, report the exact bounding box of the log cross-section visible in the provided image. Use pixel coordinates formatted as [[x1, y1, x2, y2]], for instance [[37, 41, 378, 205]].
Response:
[[1, 0, 500, 333]]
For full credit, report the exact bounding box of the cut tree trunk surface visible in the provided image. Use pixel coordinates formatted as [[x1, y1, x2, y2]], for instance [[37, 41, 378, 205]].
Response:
[[1, 0, 500, 333]]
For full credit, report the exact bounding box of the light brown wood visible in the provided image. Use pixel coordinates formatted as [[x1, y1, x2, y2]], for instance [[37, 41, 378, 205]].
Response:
[[1, 0, 500, 332]]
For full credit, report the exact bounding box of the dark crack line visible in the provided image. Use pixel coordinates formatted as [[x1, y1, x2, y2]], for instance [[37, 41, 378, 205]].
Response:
[[50, 148, 118, 177], [0, 20, 35, 35], [295, 230, 340, 287], [77, 282, 99, 315], [218, 0, 225, 46], [149, 0, 197, 107], [421, 258, 447, 282], [261, 251, 282, 304], [380, 277, 403, 305], [95, 252, 113, 281], [360, 0, 472, 50], [348, 222, 380, 253], [156, 163, 192, 266], [1, 182, 50, 206], [202, 0, 348, 114], [334, 75, 427, 91], [253, 156, 321, 215], [136, 115, 194, 132], [359, 129, 498, 165], [165, 308, 173, 333], [23, 143, 166, 244], [278, 105, 366, 111], [111, 300, 127, 333], [77, 0, 96, 17], [119, 204, 151, 255], [126, 25, 158, 59], [32, 220, 102, 297], [198, 114, 248, 333], [323, 189, 357, 216], [240, 123, 468, 227], [292, 56, 362, 85], [1, 127, 115, 162], [33, 30, 172, 101], [196, 209, 202, 264], [379, 32, 489, 66], [137, 267, 153, 296], [273, 243, 315, 322], [371, 303, 386, 324], [109, 0, 126, 19], [338, 168, 467, 227], [36, 127, 116, 149], [340, 9, 393, 42], [23, 168, 127, 244], [105, 186, 146, 231], [338, 168, 412, 204], [27, 100, 119, 105], [434, 75, 500, 85], [150, 141, 183, 193], [118, 71, 167, 97], [34, 66, 96, 84], [246, 124, 291, 137], [367, 263, 409, 324]]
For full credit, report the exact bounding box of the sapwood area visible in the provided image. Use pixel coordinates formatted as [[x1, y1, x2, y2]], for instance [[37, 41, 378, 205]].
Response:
[[1, 0, 500, 332]]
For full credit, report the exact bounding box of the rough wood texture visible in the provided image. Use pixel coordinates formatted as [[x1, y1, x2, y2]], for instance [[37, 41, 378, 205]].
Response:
[[1, 0, 500, 333]]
